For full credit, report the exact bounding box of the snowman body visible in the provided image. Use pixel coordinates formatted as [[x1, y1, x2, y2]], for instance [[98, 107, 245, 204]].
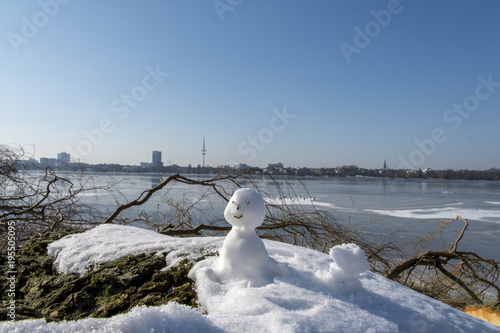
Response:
[[218, 188, 274, 287]]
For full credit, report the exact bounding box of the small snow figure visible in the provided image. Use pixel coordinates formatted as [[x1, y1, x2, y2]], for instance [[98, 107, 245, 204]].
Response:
[[218, 188, 283, 287], [326, 243, 369, 295]]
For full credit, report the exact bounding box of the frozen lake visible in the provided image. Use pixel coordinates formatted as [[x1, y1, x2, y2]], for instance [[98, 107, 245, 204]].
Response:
[[71, 172, 500, 262]]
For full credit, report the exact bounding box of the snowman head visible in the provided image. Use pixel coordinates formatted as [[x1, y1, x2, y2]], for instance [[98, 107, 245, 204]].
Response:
[[224, 188, 266, 230]]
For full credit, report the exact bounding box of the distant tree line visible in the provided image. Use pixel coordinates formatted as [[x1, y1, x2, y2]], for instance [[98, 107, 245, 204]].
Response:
[[289, 166, 500, 181], [13, 157, 500, 181]]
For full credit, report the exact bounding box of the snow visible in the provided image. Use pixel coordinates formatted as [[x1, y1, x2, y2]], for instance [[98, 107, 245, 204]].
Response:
[[216, 188, 279, 287], [316, 243, 370, 295], [370, 206, 500, 223], [3, 224, 499, 333], [2, 302, 222, 333], [47, 223, 223, 275]]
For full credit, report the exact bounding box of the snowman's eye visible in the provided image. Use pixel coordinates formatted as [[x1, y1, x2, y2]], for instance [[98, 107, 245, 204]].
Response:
[[246, 201, 250, 204], [232, 201, 235, 204]]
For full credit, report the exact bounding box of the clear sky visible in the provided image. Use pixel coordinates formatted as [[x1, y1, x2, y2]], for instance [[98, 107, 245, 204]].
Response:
[[1, 1, 499, 170]]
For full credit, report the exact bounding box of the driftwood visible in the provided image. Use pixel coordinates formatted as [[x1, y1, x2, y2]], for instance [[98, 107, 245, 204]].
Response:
[[1, 146, 106, 246], [102, 173, 229, 225], [384, 216, 499, 308]]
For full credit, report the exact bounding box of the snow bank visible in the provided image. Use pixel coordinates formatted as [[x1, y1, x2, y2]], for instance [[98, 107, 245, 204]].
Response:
[[2, 302, 222, 333], [3, 224, 499, 333]]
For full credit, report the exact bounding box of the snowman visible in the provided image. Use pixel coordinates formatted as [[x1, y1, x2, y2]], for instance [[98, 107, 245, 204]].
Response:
[[218, 188, 285, 287], [325, 243, 369, 295]]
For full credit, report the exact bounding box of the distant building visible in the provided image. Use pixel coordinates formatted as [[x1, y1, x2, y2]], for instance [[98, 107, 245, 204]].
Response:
[[383, 159, 388, 170], [267, 162, 285, 174], [152, 151, 163, 168], [140, 162, 150, 169], [39, 158, 56, 168], [17, 158, 38, 168], [236, 163, 250, 170], [57, 152, 70, 164], [268, 162, 284, 168]]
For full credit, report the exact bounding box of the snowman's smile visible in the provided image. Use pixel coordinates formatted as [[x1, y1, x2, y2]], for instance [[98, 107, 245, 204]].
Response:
[[233, 215, 243, 219]]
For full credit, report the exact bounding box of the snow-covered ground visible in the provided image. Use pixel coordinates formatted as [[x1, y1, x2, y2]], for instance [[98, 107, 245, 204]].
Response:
[[2, 224, 499, 333]]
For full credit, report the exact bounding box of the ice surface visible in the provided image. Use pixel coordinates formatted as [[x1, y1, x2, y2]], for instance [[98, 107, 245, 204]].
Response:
[[265, 196, 332, 207], [3, 224, 499, 333], [370, 206, 500, 223]]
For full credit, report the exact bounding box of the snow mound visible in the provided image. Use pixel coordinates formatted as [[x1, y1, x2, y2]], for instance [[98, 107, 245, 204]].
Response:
[[315, 243, 370, 295], [3, 224, 499, 333], [2, 302, 222, 333]]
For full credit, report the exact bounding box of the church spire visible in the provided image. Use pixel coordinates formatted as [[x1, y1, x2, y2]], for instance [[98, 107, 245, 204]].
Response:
[[202, 136, 207, 167]]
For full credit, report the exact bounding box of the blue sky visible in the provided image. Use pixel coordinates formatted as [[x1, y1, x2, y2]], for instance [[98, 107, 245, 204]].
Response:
[[1, 1, 499, 169]]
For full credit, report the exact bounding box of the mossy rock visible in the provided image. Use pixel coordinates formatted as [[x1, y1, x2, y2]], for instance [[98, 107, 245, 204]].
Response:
[[0, 229, 207, 322]]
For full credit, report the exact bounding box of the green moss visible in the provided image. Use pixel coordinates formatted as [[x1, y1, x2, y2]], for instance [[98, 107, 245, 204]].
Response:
[[0, 229, 211, 322]]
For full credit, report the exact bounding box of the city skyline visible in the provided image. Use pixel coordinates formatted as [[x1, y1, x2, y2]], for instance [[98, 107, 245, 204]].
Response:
[[18, 147, 500, 181], [2, 2, 500, 170], [23, 148, 499, 172]]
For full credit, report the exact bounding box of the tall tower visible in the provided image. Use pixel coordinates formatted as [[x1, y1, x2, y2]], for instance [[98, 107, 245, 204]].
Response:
[[152, 151, 163, 168], [202, 136, 207, 167]]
